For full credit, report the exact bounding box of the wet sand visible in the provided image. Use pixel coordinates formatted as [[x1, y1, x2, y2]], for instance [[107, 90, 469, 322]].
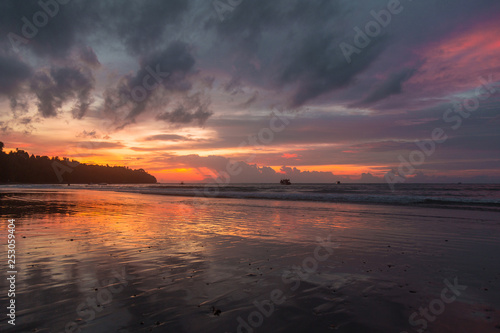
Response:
[[1, 189, 500, 332]]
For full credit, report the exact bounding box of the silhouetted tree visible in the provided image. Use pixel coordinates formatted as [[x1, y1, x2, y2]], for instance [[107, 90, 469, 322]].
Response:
[[0, 142, 157, 184]]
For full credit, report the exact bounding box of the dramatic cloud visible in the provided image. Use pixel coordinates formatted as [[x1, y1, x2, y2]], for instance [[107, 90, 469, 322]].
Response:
[[282, 34, 388, 107], [101, 41, 208, 127], [354, 67, 418, 106], [156, 92, 212, 125], [29, 66, 94, 118], [0, 55, 32, 96], [79, 46, 100, 68], [0, 0, 93, 58], [0, 0, 499, 182], [98, 0, 189, 56]]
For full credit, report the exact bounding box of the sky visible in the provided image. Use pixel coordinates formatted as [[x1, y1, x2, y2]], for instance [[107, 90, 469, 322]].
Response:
[[0, 0, 499, 183]]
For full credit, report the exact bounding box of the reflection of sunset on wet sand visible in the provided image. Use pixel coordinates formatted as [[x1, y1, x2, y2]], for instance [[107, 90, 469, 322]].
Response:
[[1, 189, 500, 332]]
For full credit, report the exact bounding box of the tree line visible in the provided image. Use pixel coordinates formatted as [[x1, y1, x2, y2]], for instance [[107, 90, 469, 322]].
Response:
[[0, 142, 157, 184]]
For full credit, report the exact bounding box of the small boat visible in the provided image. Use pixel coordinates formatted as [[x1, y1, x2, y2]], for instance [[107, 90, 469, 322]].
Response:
[[280, 179, 291, 185], [336, 181, 341, 184], [180, 181, 184, 185]]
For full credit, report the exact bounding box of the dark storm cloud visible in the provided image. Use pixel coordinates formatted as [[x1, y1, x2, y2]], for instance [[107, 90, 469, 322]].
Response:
[[207, 0, 392, 107], [0, 55, 32, 96], [101, 0, 189, 56], [207, 0, 500, 109], [101, 41, 209, 127], [0, 0, 189, 58], [138, 42, 196, 90], [354, 67, 418, 106], [0, 1, 103, 122], [282, 34, 388, 107], [1, 0, 498, 114], [0, 0, 195, 125], [79, 46, 100, 68], [29, 66, 94, 118], [9, 95, 30, 115], [0, 0, 498, 154], [0, 0, 92, 58], [212, 0, 342, 52], [156, 92, 212, 125], [210, 1, 349, 105], [126, 41, 196, 119]]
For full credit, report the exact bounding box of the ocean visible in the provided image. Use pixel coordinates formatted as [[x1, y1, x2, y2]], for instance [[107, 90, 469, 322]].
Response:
[[3, 183, 500, 211]]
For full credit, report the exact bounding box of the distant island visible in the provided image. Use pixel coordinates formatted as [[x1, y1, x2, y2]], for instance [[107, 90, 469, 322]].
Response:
[[0, 142, 157, 184]]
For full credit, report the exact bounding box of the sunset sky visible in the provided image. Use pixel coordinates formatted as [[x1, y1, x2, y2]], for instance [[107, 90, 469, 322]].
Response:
[[1, 0, 499, 183]]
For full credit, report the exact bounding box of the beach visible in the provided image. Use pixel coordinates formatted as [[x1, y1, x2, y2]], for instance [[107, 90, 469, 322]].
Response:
[[1, 0, 499, 331], [1, 187, 500, 332]]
